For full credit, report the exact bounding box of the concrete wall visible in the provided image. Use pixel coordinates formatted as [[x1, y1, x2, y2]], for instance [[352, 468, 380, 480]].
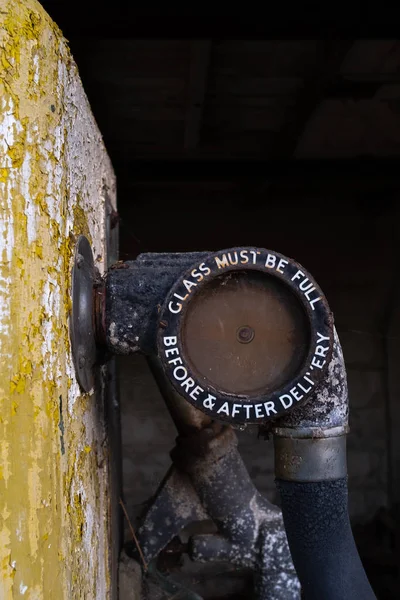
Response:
[[0, 1, 116, 597]]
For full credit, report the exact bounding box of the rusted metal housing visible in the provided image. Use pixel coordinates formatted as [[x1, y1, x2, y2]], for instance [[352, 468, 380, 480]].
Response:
[[104, 252, 209, 355], [104, 247, 333, 425]]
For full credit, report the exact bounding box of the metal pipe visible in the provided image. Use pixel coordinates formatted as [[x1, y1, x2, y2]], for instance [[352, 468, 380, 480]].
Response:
[[273, 328, 376, 599], [147, 355, 212, 435], [149, 356, 300, 599]]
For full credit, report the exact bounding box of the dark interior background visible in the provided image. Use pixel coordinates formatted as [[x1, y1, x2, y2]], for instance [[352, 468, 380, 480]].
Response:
[[41, 4, 400, 598]]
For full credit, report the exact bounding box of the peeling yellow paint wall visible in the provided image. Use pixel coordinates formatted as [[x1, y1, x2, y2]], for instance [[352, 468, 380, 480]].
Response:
[[0, 1, 116, 598]]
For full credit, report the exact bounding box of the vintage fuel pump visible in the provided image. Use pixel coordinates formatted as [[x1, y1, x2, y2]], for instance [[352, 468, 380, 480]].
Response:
[[70, 240, 377, 599]]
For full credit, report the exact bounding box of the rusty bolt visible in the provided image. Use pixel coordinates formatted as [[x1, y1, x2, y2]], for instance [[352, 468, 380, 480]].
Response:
[[236, 325, 255, 344], [76, 253, 84, 268]]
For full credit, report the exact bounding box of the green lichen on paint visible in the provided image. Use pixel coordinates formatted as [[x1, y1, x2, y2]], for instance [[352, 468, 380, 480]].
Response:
[[0, 1, 114, 598]]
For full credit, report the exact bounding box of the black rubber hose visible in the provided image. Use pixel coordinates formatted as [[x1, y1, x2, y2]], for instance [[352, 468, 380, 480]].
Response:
[[276, 478, 376, 600]]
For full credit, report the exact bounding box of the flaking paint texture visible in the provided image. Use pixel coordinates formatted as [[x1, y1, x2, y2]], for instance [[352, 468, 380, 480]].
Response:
[[0, 1, 116, 598]]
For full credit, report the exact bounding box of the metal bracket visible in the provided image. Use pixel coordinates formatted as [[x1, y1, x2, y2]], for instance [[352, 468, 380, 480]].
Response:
[[70, 235, 98, 393]]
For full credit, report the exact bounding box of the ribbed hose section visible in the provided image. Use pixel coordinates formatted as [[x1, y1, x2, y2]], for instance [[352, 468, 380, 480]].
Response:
[[276, 478, 376, 600]]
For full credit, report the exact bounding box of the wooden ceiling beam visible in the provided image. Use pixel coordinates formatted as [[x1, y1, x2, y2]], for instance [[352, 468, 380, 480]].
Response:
[[327, 72, 400, 93], [39, 4, 400, 39], [113, 158, 400, 183], [274, 41, 355, 159]]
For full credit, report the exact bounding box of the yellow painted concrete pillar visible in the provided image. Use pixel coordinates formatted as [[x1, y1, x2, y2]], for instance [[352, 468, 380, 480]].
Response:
[[0, 1, 117, 597]]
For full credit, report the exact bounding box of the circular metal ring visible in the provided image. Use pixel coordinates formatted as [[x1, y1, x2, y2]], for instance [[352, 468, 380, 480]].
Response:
[[157, 247, 333, 425], [70, 235, 97, 393]]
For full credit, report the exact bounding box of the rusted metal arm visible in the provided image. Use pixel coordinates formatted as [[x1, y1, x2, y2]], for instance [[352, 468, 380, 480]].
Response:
[[171, 424, 300, 599], [132, 357, 300, 599]]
